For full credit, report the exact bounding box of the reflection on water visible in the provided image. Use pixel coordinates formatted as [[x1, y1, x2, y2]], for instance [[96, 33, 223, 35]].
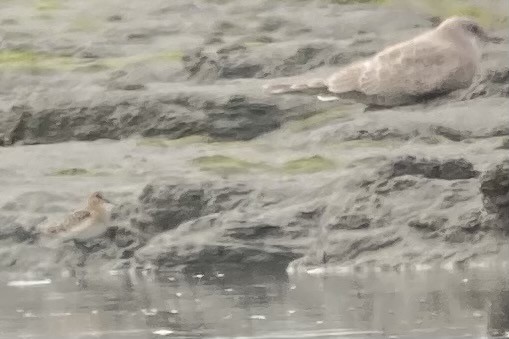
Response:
[[1, 267, 509, 338]]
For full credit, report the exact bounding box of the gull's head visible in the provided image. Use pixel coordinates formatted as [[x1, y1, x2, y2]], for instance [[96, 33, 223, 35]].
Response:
[[88, 191, 112, 207], [437, 16, 501, 43]]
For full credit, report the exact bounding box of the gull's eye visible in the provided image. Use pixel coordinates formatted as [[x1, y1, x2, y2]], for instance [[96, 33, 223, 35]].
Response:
[[468, 24, 480, 34]]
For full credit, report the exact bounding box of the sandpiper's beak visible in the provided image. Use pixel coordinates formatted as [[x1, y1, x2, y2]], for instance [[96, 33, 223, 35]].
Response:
[[102, 197, 114, 205]]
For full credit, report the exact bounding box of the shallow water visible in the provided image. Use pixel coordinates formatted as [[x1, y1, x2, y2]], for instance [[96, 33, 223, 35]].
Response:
[[1, 267, 509, 338]]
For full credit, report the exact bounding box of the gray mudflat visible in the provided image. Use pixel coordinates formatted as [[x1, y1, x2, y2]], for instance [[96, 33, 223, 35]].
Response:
[[0, 0, 508, 274]]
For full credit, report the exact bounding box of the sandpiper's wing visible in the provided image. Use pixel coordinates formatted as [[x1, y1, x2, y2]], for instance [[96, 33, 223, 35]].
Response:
[[46, 210, 91, 235]]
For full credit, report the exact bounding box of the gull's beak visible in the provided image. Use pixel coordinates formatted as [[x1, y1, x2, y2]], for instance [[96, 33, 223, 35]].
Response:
[[485, 35, 504, 44], [480, 30, 503, 43]]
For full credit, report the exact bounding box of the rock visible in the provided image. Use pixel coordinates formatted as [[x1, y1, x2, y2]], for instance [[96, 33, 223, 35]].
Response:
[[132, 179, 321, 269], [182, 41, 364, 81], [478, 64, 509, 98], [131, 181, 253, 234], [501, 85, 509, 97], [213, 20, 237, 32], [0, 89, 301, 145], [487, 291, 509, 337], [120, 84, 146, 91], [258, 17, 285, 32], [383, 156, 479, 180], [488, 67, 509, 84], [182, 49, 221, 81], [126, 33, 150, 41], [0, 216, 34, 243], [288, 151, 494, 270], [292, 229, 403, 267], [206, 95, 281, 140], [440, 159, 480, 180], [0, 106, 31, 146], [224, 224, 283, 240], [432, 126, 465, 142], [408, 215, 448, 232], [374, 177, 418, 194], [327, 214, 371, 230], [204, 36, 224, 45], [107, 15, 122, 22], [458, 210, 483, 233], [109, 227, 138, 249], [298, 98, 509, 146], [480, 159, 509, 229], [497, 138, 509, 150], [217, 44, 248, 55]]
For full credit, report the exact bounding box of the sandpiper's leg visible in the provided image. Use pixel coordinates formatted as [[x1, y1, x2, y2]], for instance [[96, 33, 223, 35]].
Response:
[[321, 251, 328, 264], [115, 224, 149, 243], [71, 240, 90, 267], [73, 239, 90, 252]]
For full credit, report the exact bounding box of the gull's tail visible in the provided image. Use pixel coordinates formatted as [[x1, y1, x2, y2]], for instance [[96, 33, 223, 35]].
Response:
[[263, 78, 328, 93], [263, 78, 340, 101], [316, 95, 340, 101]]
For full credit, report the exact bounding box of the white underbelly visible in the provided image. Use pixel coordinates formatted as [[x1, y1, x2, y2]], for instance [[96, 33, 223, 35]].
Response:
[[62, 219, 108, 241]]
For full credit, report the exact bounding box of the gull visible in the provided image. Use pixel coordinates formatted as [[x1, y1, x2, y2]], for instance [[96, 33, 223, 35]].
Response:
[[263, 16, 501, 107], [40, 191, 113, 245]]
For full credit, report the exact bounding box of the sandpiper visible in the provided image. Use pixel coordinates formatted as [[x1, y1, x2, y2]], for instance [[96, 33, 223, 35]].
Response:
[[41, 191, 113, 243]]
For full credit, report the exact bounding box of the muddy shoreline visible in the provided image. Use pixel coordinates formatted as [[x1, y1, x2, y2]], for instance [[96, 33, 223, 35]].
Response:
[[0, 0, 508, 274]]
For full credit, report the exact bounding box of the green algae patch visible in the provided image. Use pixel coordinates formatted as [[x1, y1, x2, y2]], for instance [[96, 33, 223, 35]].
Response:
[[191, 153, 338, 175], [157, 51, 185, 61], [35, 0, 61, 11], [48, 168, 111, 176], [52, 168, 90, 176], [135, 139, 163, 147], [0, 50, 39, 64], [97, 51, 184, 67], [325, 0, 508, 27], [136, 138, 171, 147], [85, 51, 184, 70], [415, 0, 508, 27], [282, 155, 336, 174], [69, 17, 101, 32], [0, 49, 184, 72], [243, 41, 268, 48], [191, 155, 270, 174], [288, 107, 354, 132], [165, 135, 210, 145], [0, 50, 74, 71], [242, 36, 274, 48]]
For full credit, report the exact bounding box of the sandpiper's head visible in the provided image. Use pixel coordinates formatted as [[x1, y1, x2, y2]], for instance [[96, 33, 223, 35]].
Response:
[[437, 17, 501, 43], [88, 191, 112, 207]]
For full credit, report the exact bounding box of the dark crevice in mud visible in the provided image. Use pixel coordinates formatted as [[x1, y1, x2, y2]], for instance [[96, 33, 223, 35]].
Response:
[[384, 156, 479, 181]]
